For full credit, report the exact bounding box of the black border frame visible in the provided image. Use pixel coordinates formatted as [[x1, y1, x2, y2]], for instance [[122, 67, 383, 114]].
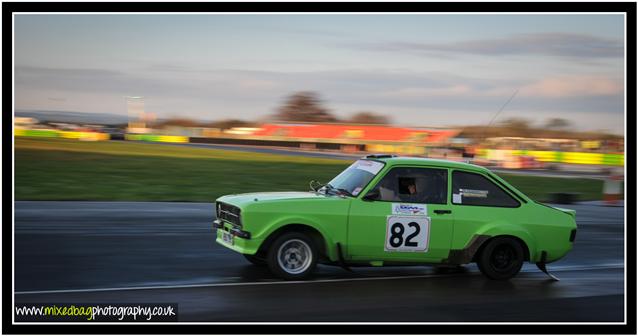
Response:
[[3, 2, 636, 334]]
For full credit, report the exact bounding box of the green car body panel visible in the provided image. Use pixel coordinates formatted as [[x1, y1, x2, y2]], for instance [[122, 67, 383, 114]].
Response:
[[215, 157, 576, 266]]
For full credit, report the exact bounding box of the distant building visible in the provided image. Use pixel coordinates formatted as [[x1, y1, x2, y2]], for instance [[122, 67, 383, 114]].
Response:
[[14, 117, 37, 129], [250, 123, 460, 155]]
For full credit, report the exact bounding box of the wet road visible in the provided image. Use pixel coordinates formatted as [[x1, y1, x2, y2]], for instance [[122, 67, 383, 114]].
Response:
[[14, 201, 625, 322]]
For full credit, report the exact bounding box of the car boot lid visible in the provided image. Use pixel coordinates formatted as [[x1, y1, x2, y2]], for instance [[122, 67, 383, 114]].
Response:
[[551, 206, 576, 218]]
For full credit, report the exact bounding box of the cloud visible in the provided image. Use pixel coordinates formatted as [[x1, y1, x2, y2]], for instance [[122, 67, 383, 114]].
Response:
[[15, 65, 623, 104], [235, 78, 280, 90], [382, 85, 474, 98], [378, 75, 622, 100], [14, 65, 284, 99], [14, 65, 623, 133], [354, 33, 623, 58], [519, 75, 623, 97]]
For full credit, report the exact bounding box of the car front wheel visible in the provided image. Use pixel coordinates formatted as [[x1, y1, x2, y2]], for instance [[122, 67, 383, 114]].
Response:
[[266, 232, 317, 280], [477, 237, 524, 280]]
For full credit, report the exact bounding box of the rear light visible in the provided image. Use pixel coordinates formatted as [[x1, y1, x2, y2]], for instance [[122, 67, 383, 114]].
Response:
[[569, 229, 577, 242]]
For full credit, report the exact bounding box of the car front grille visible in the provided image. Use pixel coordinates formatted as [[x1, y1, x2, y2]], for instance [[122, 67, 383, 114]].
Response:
[[217, 202, 241, 227]]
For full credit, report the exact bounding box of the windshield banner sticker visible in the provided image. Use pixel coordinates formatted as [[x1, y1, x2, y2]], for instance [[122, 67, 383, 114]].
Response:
[[354, 160, 384, 175], [392, 203, 427, 216]]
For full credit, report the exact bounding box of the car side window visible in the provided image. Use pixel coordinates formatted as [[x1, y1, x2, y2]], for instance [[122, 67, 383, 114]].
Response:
[[451, 171, 519, 207], [366, 167, 447, 204]]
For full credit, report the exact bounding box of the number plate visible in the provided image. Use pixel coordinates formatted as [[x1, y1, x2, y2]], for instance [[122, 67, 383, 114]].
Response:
[[385, 216, 430, 252], [221, 231, 234, 245]]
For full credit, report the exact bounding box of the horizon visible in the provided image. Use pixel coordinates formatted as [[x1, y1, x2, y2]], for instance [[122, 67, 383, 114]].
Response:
[[14, 109, 624, 136], [14, 13, 625, 135]]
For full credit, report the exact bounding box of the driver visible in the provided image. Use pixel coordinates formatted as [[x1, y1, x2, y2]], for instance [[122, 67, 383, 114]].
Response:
[[399, 178, 422, 203]]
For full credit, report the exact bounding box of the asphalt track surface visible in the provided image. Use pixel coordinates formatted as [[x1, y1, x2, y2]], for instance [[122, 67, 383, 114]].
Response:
[[14, 201, 625, 322]]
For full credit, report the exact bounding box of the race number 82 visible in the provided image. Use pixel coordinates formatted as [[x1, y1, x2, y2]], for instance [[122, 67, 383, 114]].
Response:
[[384, 216, 430, 252]]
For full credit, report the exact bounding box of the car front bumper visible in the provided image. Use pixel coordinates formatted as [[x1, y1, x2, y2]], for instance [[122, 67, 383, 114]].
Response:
[[214, 219, 263, 255]]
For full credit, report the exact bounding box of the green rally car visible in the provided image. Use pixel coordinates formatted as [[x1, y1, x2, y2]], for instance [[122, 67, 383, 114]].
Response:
[[214, 154, 577, 280]]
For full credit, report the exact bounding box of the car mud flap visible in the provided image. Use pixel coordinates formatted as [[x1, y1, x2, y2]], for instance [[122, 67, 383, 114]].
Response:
[[443, 234, 491, 264], [536, 251, 560, 281], [336, 243, 353, 272]]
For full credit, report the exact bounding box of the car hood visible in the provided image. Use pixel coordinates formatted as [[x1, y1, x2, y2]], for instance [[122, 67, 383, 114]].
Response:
[[217, 191, 331, 208]]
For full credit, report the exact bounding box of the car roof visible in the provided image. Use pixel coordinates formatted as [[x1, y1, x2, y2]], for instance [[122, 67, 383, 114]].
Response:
[[364, 156, 490, 173]]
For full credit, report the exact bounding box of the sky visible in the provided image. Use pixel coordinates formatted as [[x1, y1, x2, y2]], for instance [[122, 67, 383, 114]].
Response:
[[14, 14, 625, 134]]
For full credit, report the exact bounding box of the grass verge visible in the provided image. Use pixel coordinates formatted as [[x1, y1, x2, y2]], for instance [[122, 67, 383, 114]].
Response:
[[15, 137, 606, 202]]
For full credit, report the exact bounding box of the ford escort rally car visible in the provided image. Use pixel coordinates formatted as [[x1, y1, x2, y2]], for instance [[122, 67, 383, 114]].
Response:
[[214, 154, 577, 280]]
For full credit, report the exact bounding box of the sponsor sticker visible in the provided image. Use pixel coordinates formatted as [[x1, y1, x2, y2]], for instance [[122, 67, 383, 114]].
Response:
[[452, 193, 462, 204], [392, 203, 427, 216], [460, 188, 489, 198], [352, 187, 363, 196]]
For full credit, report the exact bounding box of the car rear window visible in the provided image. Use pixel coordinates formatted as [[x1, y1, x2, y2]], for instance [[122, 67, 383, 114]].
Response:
[[451, 171, 520, 208]]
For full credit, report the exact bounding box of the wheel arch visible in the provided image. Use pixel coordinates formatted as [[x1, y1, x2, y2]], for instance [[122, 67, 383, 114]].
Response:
[[257, 223, 332, 262], [476, 222, 537, 261], [472, 234, 531, 263]]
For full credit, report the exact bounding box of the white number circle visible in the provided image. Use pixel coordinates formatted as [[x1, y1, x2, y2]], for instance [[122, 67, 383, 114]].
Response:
[[385, 216, 430, 252]]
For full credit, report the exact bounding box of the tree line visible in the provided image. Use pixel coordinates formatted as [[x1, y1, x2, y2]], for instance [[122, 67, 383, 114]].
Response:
[[152, 91, 391, 129], [150, 91, 620, 140]]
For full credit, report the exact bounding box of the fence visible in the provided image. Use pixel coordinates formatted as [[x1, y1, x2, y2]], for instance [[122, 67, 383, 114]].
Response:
[[15, 129, 109, 141], [476, 149, 624, 166], [15, 131, 625, 166]]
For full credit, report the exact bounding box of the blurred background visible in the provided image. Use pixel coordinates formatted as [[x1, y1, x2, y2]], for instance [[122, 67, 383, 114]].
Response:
[[12, 12, 628, 323], [14, 14, 625, 203]]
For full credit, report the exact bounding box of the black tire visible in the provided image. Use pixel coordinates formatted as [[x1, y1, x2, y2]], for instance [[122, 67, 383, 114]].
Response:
[[476, 237, 524, 280], [266, 232, 317, 280], [243, 254, 267, 266]]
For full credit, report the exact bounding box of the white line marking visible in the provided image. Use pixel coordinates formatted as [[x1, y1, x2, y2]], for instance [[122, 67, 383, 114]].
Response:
[[14, 263, 623, 296], [15, 274, 466, 295]]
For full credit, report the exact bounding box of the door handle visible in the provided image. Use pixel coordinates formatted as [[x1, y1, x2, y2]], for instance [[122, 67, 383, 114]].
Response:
[[434, 210, 452, 215]]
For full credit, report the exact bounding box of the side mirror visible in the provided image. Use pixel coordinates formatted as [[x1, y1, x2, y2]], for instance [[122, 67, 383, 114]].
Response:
[[362, 190, 379, 201], [309, 180, 322, 192]]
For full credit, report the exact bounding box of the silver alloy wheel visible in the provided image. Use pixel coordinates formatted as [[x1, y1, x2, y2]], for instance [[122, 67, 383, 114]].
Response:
[[276, 239, 312, 275]]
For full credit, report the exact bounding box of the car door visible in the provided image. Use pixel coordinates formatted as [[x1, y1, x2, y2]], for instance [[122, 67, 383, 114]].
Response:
[[449, 169, 523, 251], [346, 166, 455, 263]]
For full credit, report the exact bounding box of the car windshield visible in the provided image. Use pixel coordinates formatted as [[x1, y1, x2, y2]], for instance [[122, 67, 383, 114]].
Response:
[[322, 159, 385, 196]]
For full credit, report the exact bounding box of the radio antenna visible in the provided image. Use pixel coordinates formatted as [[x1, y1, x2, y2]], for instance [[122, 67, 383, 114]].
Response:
[[480, 88, 519, 143], [487, 88, 519, 127]]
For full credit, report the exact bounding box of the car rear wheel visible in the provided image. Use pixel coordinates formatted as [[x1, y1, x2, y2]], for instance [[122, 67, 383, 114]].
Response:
[[243, 254, 267, 266], [477, 237, 524, 280], [266, 232, 317, 280]]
